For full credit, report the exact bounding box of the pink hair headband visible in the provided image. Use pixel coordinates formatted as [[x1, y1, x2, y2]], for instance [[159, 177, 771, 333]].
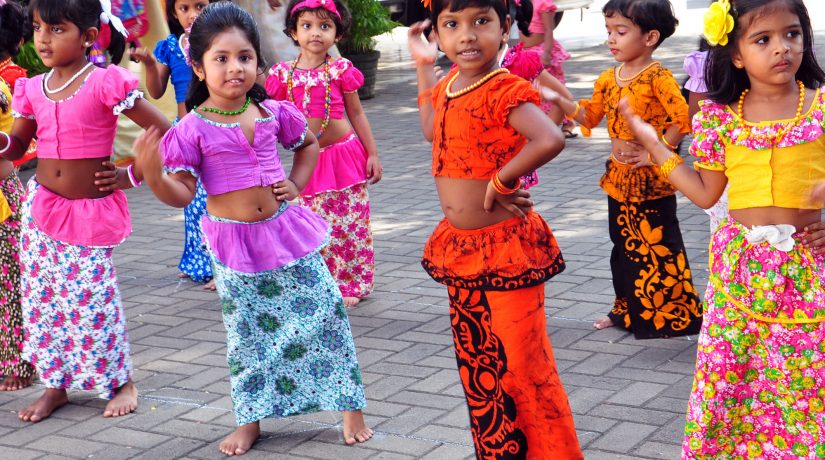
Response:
[[290, 0, 341, 19]]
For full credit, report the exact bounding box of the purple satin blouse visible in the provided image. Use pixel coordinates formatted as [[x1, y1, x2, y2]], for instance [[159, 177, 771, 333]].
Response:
[[161, 99, 308, 195]]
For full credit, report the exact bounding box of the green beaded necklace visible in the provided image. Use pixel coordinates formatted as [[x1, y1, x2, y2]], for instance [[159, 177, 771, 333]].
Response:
[[195, 97, 251, 116]]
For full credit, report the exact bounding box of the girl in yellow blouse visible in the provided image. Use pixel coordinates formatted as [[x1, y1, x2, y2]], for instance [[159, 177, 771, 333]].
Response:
[[549, 0, 702, 339]]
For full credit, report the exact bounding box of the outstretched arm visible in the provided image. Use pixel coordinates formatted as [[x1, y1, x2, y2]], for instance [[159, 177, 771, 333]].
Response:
[[130, 47, 171, 100], [408, 20, 439, 141], [134, 126, 198, 207], [619, 98, 726, 208]]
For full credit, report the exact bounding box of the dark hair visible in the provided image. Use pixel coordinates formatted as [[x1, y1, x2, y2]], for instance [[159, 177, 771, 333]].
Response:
[[430, 0, 508, 32], [510, 0, 534, 37], [705, 0, 824, 104], [602, 0, 678, 48], [166, 0, 216, 37], [0, 1, 28, 58], [283, 0, 351, 45], [29, 0, 126, 64], [185, 1, 268, 111]]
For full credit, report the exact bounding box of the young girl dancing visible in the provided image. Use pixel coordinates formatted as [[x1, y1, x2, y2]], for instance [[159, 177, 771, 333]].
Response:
[[621, 0, 825, 456], [266, 0, 381, 308], [131, 0, 216, 289], [408, 0, 581, 457], [134, 3, 372, 455], [549, 0, 702, 339], [0, 78, 33, 392], [2, 0, 170, 421]]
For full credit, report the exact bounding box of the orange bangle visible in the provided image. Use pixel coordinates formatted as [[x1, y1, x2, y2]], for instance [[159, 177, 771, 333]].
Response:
[[491, 171, 521, 195], [571, 102, 582, 118], [417, 88, 433, 107], [661, 135, 678, 151]]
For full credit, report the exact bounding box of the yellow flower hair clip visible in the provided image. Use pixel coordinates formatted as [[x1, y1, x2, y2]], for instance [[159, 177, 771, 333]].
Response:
[[704, 0, 735, 46]]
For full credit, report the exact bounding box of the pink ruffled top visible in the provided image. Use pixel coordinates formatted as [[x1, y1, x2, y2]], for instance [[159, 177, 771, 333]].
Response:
[[502, 43, 543, 82], [265, 57, 363, 119], [12, 65, 142, 159], [529, 0, 558, 34], [161, 99, 308, 196]]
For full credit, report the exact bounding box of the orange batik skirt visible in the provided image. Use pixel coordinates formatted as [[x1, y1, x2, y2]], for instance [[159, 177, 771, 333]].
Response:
[[423, 212, 582, 460]]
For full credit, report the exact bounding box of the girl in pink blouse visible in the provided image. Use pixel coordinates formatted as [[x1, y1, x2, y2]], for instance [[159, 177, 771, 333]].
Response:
[[267, 0, 382, 308], [0, 0, 170, 423]]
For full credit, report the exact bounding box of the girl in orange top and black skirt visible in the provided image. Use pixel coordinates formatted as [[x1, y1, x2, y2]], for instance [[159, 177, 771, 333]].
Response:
[[408, 0, 582, 458], [551, 0, 702, 339]]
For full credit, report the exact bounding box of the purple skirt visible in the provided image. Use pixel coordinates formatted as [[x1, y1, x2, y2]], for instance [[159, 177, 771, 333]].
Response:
[[200, 202, 329, 273]]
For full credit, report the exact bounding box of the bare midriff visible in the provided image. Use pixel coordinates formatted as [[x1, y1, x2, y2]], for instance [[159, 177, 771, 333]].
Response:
[[36, 158, 114, 199], [206, 186, 283, 223], [308, 117, 352, 149], [435, 177, 526, 230], [0, 158, 13, 180], [730, 207, 821, 231]]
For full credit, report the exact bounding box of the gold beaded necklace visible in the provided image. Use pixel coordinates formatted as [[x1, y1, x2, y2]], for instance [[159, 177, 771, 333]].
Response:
[[616, 61, 660, 83], [736, 80, 806, 145], [446, 68, 509, 99]]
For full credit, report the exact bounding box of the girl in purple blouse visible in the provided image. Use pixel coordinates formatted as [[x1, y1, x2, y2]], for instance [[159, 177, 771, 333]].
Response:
[[134, 3, 372, 455]]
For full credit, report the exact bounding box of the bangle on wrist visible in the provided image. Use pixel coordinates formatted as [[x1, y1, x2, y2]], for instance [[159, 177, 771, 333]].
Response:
[[417, 88, 433, 107], [571, 102, 582, 118], [659, 154, 684, 179], [491, 170, 522, 195], [127, 164, 143, 187], [0, 132, 11, 156], [661, 135, 678, 151]]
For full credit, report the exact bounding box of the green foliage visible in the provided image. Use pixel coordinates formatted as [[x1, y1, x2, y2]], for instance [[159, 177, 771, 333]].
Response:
[[340, 0, 399, 54]]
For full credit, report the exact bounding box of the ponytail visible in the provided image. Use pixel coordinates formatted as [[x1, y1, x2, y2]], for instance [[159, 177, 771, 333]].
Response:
[[513, 0, 533, 37]]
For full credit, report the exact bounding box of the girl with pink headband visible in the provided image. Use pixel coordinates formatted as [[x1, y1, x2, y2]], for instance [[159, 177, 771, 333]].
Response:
[[267, 0, 382, 308]]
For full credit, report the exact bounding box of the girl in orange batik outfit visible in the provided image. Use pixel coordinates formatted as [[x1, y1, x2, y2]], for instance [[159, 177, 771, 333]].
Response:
[[408, 0, 582, 457]]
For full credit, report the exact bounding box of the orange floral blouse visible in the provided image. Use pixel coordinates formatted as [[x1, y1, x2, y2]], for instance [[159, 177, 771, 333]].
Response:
[[430, 68, 541, 179], [579, 63, 690, 140]]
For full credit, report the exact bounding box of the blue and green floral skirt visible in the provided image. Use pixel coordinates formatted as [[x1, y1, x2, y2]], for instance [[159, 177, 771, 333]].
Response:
[[213, 249, 366, 426]]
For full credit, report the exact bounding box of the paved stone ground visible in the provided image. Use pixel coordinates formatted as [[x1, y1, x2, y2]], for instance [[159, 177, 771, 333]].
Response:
[[2, 30, 824, 460]]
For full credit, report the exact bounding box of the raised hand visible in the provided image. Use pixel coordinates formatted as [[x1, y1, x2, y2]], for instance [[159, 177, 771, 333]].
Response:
[[407, 20, 438, 66], [133, 126, 164, 186]]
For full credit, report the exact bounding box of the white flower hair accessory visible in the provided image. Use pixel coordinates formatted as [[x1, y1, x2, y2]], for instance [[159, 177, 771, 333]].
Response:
[[99, 0, 129, 38]]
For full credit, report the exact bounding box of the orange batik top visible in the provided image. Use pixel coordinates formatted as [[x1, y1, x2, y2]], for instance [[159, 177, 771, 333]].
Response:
[[579, 63, 690, 202], [422, 68, 565, 290]]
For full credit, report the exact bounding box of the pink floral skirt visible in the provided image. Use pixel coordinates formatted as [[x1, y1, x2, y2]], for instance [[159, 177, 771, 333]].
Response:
[[683, 218, 825, 458], [19, 180, 132, 399], [299, 182, 374, 298]]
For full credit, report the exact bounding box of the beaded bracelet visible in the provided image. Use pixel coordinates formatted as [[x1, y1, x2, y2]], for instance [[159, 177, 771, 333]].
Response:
[[491, 171, 521, 195], [661, 135, 678, 151], [417, 88, 433, 108], [0, 132, 11, 156], [659, 154, 684, 179], [127, 164, 142, 188]]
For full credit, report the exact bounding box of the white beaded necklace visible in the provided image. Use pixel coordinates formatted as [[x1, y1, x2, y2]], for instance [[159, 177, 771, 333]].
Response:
[[44, 62, 94, 95]]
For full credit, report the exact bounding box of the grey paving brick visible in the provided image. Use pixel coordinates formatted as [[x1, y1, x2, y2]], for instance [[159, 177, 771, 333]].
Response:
[[589, 422, 659, 453], [28, 435, 109, 457]]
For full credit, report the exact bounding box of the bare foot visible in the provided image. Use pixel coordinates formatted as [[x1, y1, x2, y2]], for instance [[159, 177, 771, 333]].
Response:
[[593, 316, 616, 330], [103, 380, 138, 418], [0, 375, 34, 391], [178, 272, 190, 279], [18, 388, 68, 423], [343, 296, 361, 308], [203, 279, 217, 291], [219, 422, 260, 456], [342, 410, 373, 445]]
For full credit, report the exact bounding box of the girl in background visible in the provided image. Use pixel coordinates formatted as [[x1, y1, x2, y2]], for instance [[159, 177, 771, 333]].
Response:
[[135, 3, 372, 454], [0, 0, 28, 90], [131, 0, 216, 289], [408, 0, 582, 455], [267, 0, 382, 308], [4, 0, 170, 422], [549, 0, 702, 339], [619, 0, 825, 456]]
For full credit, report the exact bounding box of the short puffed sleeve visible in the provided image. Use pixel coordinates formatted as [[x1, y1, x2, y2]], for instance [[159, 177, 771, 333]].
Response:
[[652, 67, 691, 134], [273, 100, 308, 150], [338, 59, 364, 93], [161, 124, 201, 177], [491, 75, 540, 126], [265, 63, 289, 100], [534, 0, 557, 14], [153, 36, 173, 67], [11, 78, 34, 119], [96, 65, 143, 115], [683, 50, 708, 94], [690, 101, 726, 171]]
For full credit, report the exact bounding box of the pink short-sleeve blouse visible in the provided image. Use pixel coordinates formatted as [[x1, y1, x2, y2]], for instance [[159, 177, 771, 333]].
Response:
[[265, 57, 363, 120], [11, 65, 142, 159]]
